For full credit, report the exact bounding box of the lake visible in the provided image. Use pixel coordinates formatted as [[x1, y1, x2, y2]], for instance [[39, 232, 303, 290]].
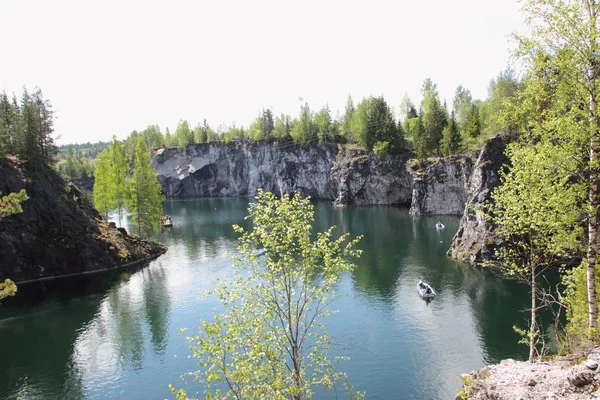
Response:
[[0, 198, 532, 400]]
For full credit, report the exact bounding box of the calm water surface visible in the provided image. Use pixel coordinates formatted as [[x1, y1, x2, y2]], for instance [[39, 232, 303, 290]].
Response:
[[0, 199, 533, 400]]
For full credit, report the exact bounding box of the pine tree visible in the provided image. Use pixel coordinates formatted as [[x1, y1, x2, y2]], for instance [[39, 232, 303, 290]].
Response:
[[127, 137, 164, 236], [420, 79, 447, 155], [440, 111, 461, 156], [465, 104, 481, 138]]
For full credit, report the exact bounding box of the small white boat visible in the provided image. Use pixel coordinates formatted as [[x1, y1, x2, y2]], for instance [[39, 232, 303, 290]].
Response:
[[417, 281, 436, 299], [435, 222, 445, 230], [252, 248, 267, 257]]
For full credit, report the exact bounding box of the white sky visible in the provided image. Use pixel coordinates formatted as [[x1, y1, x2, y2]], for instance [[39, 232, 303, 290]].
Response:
[[2, 0, 524, 145]]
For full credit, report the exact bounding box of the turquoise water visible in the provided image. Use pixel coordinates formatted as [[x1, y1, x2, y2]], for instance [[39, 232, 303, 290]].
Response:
[[0, 198, 531, 399]]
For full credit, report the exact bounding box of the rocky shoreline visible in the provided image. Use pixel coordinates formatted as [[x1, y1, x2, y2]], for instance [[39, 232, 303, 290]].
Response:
[[459, 348, 600, 399]]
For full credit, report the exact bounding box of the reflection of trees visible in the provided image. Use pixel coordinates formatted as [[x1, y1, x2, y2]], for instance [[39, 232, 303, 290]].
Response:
[[141, 263, 171, 356], [106, 282, 145, 370], [315, 205, 412, 301], [161, 198, 252, 260]]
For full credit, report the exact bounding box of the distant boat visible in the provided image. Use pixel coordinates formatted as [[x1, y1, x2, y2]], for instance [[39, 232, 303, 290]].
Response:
[[417, 281, 436, 299], [252, 248, 267, 257], [435, 222, 445, 230], [161, 215, 173, 227]]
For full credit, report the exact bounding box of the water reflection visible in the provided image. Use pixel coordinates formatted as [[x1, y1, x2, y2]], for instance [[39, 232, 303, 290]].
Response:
[[0, 198, 534, 400]]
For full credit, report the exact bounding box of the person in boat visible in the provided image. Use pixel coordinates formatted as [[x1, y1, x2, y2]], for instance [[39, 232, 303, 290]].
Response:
[[418, 280, 431, 294]]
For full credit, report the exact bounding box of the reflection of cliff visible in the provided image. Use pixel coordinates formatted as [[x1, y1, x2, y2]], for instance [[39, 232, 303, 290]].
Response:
[[444, 264, 530, 363], [335, 206, 413, 300]]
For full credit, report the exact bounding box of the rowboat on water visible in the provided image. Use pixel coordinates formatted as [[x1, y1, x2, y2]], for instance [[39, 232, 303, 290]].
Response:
[[417, 280, 436, 299]]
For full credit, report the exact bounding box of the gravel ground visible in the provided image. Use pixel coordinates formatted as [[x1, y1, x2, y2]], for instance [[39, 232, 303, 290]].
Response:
[[460, 348, 600, 399]]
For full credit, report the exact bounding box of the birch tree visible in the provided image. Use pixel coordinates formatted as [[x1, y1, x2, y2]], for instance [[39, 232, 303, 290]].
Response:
[[516, 0, 600, 330], [172, 190, 363, 399]]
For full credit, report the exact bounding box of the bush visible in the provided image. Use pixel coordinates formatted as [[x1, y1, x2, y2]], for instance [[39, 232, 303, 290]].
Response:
[[372, 141, 391, 157]]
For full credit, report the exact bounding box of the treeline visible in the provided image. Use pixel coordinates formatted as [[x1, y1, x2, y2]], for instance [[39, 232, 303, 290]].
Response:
[[119, 73, 519, 158], [56, 142, 108, 181], [0, 88, 56, 166]]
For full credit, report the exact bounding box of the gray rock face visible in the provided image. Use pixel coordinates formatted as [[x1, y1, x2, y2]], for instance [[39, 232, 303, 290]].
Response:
[[331, 147, 413, 206], [154, 142, 338, 200], [153, 142, 415, 207], [447, 135, 510, 263], [408, 156, 473, 215]]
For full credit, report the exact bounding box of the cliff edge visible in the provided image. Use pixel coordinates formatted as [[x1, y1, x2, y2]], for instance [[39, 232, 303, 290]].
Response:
[[0, 156, 167, 283]]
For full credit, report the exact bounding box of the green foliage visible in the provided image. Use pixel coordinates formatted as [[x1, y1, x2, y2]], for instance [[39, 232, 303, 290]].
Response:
[[420, 79, 447, 154], [440, 111, 461, 156], [92, 137, 129, 224], [465, 104, 481, 139], [406, 116, 426, 160], [479, 68, 520, 137], [175, 120, 193, 148], [484, 137, 584, 360], [452, 85, 473, 136], [372, 141, 391, 158], [0, 278, 17, 301], [456, 374, 474, 400], [314, 106, 332, 143], [349, 97, 401, 151], [174, 190, 363, 400], [561, 261, 600, 349], [0, 189, 28, 218], [341, 95, 355, 141], [273, 113, 293, 139], [292, 102, 317, 147], [0, 87, 56, 165], [127, 137, 165, 235], [512, 0, 600, 333], [93, 148, 113, 220]]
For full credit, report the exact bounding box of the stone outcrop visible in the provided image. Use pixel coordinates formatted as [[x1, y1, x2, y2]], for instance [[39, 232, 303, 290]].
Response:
[[331, 146, 413, 206], [0, 156, 167, 283], [459, 348, 600, 399], [408, 156, 474, 215], [447, 135, 510, 263]]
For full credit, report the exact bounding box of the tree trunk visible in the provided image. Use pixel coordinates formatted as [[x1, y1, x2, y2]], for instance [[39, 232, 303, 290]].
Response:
[[529, 265, 537, 363], [588, 36, 599, 331]]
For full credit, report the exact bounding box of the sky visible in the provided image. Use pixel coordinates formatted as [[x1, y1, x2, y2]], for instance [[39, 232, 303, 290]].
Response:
[[2, 0, 525, 145]]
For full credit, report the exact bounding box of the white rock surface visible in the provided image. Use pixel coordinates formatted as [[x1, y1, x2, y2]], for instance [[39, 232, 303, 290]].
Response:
[[462, 348, 600, 399]]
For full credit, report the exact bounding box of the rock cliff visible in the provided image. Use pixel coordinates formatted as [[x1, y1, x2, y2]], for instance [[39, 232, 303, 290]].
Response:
[[152, 142, 415, 207], [408, 156, 473, 215], [447, 135, 510, 263], [0, 156, 166, 283]]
